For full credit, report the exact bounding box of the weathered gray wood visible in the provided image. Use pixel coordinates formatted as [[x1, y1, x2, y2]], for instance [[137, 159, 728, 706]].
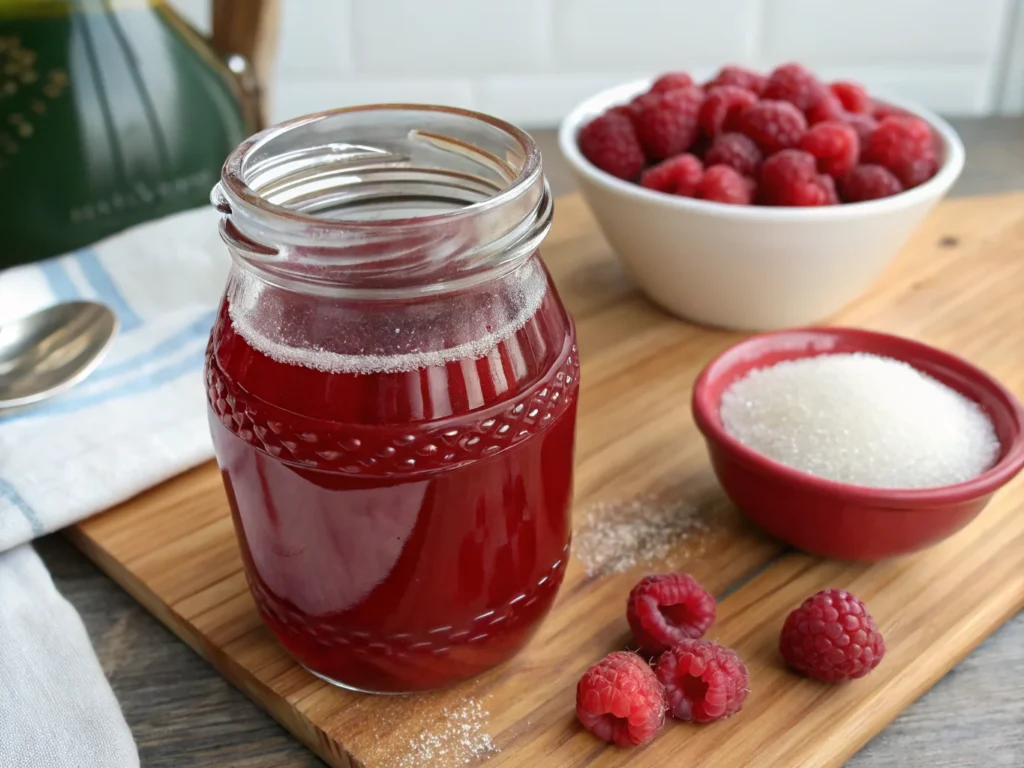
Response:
[[38, 117, 1024, 767]]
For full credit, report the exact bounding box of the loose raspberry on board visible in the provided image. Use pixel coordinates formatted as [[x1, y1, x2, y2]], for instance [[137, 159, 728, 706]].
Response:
[[576, 651, 668, 747], [779, 588, 886, 682], [655, 639, 750, 723], [626, 573, 717, 655]]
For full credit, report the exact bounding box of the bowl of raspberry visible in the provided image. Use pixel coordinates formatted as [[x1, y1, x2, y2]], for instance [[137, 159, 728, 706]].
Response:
[[558, 64, 965, 331]]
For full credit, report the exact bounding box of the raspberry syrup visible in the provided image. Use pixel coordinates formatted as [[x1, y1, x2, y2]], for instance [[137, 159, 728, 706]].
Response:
[[205, 277, 578, 692]]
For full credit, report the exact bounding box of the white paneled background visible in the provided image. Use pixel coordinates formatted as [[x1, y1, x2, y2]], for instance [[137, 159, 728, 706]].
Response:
[[172, 0, 1024, 126]]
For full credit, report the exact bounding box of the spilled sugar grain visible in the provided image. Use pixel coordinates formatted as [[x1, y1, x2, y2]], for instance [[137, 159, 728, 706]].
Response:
[[370, 696, 498, 767], [574, 495, 717, 577]]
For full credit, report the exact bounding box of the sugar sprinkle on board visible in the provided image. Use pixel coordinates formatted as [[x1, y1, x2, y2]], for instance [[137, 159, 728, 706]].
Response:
[[369, 695, 499, 767], [573, 495, 719, 577]]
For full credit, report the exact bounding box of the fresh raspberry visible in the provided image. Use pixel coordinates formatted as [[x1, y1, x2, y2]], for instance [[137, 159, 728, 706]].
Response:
[[844, 112, 879, 146], [578, 110, 645, 180], [626, 573, 716, 655], [805, 91, 846, 125], [830, 81, 872, 114], [655, 639, 749, 723], [688, 134, 712, 160], [576, 651, 667, 747], [705, 132, 763, 177], [762, 62, 827, 111], [872, 102, 912, 122], [780, 588, 885, 682], [862, 115, 939, 188], [650, 71, 695, 94], [840, 164, 904, 202], [737, 100, 808, 154], [759, 149, 836, 206], [799, 120, 860, 178], [697, 165, 755, 205], [699, 85, 758, 137], [635, 86, 704, 160], [819, 173, 839, 204], [619, 92, 659, 132], [641, 153, 703, 196], [706, 65, 767, 95], [608, 104, 640, 129]]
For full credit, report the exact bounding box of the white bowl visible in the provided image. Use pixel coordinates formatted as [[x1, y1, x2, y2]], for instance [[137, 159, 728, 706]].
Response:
[[558, 80, 965, 330]]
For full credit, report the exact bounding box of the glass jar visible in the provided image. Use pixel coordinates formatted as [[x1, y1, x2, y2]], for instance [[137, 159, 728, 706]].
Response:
[[205, 105, 579, 693]]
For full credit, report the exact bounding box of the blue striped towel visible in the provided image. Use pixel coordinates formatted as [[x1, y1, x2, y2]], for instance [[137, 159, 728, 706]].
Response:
[[0, 205, 228, 550]]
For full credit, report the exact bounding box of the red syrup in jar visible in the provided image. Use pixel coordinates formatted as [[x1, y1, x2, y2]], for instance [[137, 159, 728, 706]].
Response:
[[205, 270, 579, 693]]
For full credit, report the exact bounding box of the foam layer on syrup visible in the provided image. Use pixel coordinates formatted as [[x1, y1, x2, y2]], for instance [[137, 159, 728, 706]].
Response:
[[229, 259, 549, 375]]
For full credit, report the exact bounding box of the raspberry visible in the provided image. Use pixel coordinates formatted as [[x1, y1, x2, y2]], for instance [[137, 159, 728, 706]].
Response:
[[840, 164, 904, 202], [578, 110, 645, 180], [779, 588, 885, 682], [576, 651, 667, 747], [872, 101, 912, 122], [706, 65, 767, 95], [762, 62, 827, 111], [650, 71, 695, 94], [805, 91, 846, 125], [626, 573, 716, 655], [844, 112, 879, 146], [699, 85, 758, 137], [697, 165, 755, 205], [830, 81, 872, 114], [705, 132, 763, 177], [655, 640, 749, 723], [819, 173, 839, 204], [635, 86, 704, 160], [759, 149, 836, 206], [862, 115, 939, 188], [688, 134, 712, 160], [641, 153, 703, 196], [799, 120, 860, 178], [608, 103, 640, 129], [737, 100, 807, 154]]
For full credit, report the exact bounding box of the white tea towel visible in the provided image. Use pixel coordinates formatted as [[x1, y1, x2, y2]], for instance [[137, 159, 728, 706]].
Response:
[[0, 205, 229, 765], [0, 545, 139, 767]]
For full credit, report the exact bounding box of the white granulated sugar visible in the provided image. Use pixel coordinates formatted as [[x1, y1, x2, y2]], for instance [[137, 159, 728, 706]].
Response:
[[720, 353, 1000, 489], [574, 496, 714, 577], [384, 698, 498, 768]]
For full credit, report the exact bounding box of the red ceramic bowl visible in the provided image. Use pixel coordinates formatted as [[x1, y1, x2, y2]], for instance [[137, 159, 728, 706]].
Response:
[[692, 328, 1024, 560]]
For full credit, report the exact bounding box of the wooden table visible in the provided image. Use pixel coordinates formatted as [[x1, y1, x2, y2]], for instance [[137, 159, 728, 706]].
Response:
[[36, 118, 1024, 768]]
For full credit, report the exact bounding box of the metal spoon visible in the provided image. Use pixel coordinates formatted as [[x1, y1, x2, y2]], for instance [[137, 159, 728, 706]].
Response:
[[0, 301, 119, 409]]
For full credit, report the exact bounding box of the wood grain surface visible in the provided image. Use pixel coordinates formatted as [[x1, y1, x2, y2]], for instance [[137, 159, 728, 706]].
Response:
[[64, 186, 1024, 767]]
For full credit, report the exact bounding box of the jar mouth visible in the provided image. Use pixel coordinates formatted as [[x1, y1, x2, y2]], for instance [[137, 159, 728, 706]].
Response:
[[213, 104, 552, 296], [217, 104, 542, 229]]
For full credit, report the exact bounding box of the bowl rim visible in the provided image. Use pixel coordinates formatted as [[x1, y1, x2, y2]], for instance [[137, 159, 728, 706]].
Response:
[[558, 78, 965, 219], [691, 327, 1024, 505]]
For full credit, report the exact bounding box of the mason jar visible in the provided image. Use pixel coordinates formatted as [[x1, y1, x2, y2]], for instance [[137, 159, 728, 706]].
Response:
[[205, 105, 579, 693]]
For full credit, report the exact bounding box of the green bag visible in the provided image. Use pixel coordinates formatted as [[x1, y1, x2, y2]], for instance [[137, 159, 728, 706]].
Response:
[[0, 0, 252, 269]]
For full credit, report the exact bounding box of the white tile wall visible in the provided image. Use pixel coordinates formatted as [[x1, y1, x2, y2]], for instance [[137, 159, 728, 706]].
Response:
[[761, 0, 1010, 66], [351, 0, 552, 76], [169, 0, 1024, 126], [553, 0, 761, 71]]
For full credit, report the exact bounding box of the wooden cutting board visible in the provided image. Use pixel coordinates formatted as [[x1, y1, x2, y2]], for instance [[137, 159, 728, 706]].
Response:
[[68, 192, 1024, 768]]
